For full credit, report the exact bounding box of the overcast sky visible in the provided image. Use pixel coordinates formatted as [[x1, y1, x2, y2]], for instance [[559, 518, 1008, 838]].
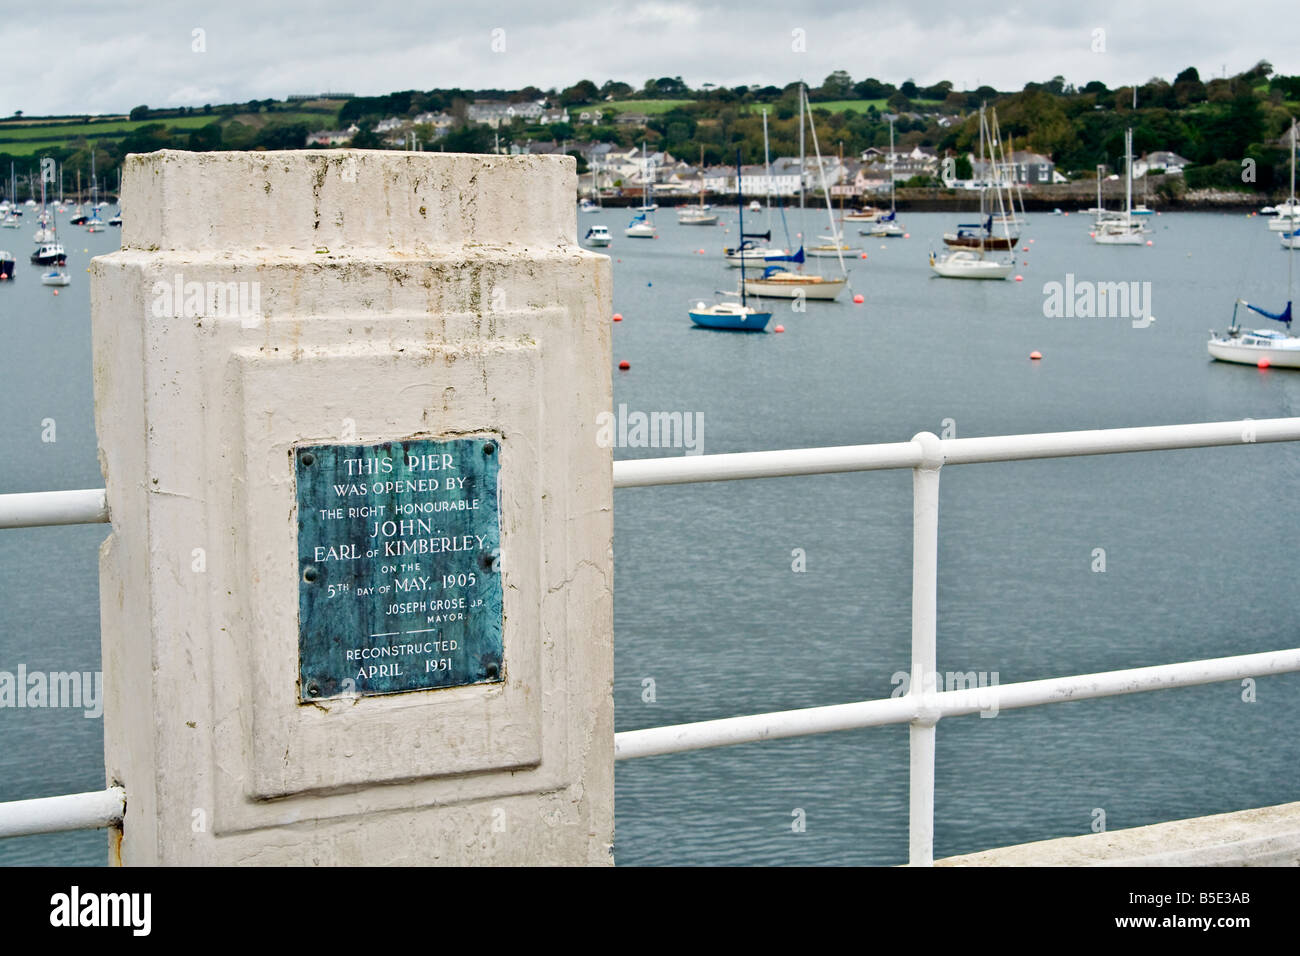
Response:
[[4, 1, 1295, 116]]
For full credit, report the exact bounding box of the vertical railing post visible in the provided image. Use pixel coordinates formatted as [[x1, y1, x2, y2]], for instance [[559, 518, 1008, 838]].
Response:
[[908, 432, 944, 866]]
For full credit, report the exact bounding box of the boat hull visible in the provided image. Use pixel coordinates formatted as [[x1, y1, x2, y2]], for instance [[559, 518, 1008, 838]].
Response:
[[742, 277, 846, 300], [1208, 339, 1300, 367], [0, 256, 15, 279], [688, 308, 772, 331], [943, 234, 1018, 250], [678, 215, 718, 225], [625, 225, 655, 238], [930, 255, 1012, 279], [1094, 230, 1145, 245], [725, 250, 792, 268], [1268, 217, 1300, 232]]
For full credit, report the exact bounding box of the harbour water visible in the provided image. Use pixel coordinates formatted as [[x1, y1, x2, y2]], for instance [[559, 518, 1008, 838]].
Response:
[[2, 208, 1299, 866]]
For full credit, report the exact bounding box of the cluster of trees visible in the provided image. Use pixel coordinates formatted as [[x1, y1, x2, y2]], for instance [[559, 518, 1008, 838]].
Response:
[[5, 61, 1298, 195]]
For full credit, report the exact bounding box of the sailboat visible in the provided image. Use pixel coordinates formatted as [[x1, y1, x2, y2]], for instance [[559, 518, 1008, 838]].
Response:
[[931, 106, 1015, 279], [745, 85, 849, 301], [1209, 119, 1299, 367], [1, 164, 19, 229], [28, 162, 66, 266], [625, 144, 656, 238], [690, 151, 773, 331], [85, 153, 105, 233], [679, 147, 718, 225], [580, 157, 601, 213], [863, 117, 904, 238], [1094, 129, 1147, 245]]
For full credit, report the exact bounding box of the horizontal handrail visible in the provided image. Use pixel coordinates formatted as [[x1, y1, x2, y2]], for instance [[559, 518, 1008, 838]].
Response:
[[612, 417, 1300, 487], [614, 648, 1300, 760], [0, 787, 125, 839], [0, 489, 109, 528]]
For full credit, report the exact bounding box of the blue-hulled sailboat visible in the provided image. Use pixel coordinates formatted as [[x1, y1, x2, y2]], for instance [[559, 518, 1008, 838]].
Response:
[[690, 151, 773, 332]]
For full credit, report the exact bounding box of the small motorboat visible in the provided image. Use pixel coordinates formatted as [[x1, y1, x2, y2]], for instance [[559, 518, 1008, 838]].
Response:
[[584, 224, 612, 248], [0, 250, 15, 280], [41, 269, 71, 287], [31, 242, 66, 266]]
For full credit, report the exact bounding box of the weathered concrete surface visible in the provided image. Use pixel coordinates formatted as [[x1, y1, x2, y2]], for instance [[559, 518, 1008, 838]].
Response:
[[937, 801, 1300, 866], [92, 149, 613, 865]]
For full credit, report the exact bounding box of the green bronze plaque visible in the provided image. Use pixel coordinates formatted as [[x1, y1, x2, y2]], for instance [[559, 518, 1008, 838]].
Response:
[[295, 436, 503, 701]]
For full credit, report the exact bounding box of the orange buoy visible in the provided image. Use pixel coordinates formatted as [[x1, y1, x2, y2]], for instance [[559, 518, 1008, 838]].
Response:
[[774, 324, 785, 333], [1089, 231, 1096, 238], [612, 313, 623, 322], [53, 289, 59, 295], [1258, 358, 1271, 369], [618, 360, 630, 370], [903, 233, 910, 238], [1146, 240, 1153, 246], [853, 293, 865, 304], [697, 249, 705, 254], [859, 252, 867, 259], [1030, 351, 1042, 360], [1014, 275, 1023, 282]]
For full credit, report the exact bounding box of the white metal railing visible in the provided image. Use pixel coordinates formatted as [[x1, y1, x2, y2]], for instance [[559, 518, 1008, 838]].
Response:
[[612, 418, 1300, 866], [0, 488, 109, 528], [0, 787, 125, 839], [5, 418, 1300, 858], [0, 489, 114, 840]]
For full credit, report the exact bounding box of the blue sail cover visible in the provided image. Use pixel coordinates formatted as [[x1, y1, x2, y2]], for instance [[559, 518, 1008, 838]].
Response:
[[1246, 300, 1293, 327], [881, 210, 896, 222], [956, 215, 993, 232], [628, 213, 646, 226]]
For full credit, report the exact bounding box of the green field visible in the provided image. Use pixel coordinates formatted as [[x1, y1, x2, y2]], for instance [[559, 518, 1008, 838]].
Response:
[[814, 98, 944, 113], [600, 99, 694, 114], [0, 111, 337, 155]]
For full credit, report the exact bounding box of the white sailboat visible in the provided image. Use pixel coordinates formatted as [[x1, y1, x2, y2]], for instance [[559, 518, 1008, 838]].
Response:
[[1208, 118, 1298, 367], [1094, 129, 1148, 245], [625, 144, 656, 238], [744, 86, 849, 301], [863, 117, 904, 238], [723, 111, 795, 268], [679, 147, 718, 225], [931, 105, 1015, 279]]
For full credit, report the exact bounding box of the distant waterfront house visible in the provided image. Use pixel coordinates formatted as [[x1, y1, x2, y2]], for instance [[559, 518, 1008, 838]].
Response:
[[307, 125, 358, 146], [1133, 151, 1192, 178], [1006, 150, 1056, 185], [467, 100, 545, 128], [376, 117, 404, 133], [412, 112, 455, 137]]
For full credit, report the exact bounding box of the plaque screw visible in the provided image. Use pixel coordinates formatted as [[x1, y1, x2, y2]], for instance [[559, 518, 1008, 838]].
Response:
[[303, 566, 319, 582], [484, 548, 501, 573], [485, 663, 500, 679], [483, 441, 496, 456], [307, 683, 321, 697], [301, 452, 315, 466]]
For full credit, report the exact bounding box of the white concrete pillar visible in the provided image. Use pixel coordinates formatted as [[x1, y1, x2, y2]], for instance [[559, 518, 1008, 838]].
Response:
[[90, 149, 613, 865]]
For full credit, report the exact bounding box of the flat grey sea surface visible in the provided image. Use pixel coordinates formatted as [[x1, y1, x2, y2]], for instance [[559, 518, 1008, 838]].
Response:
[[2, 207, 1297, 865]]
